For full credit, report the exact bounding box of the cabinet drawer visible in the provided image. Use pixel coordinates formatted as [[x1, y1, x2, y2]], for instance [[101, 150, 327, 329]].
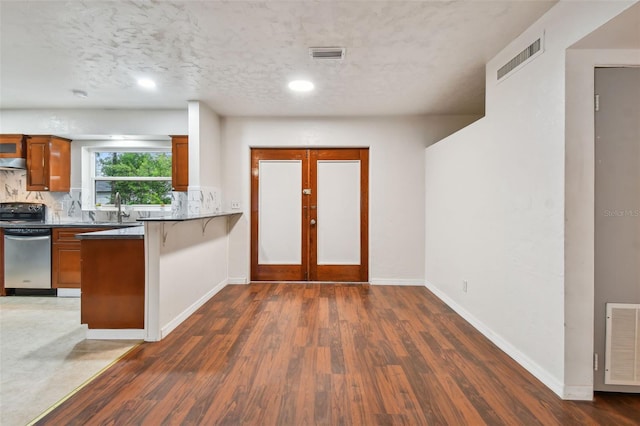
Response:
[[53, 228, 109, 243]]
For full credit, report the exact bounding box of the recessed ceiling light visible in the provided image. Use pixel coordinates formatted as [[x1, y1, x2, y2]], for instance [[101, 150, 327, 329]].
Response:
[[72, 89, 88, 98], [288, 80, 314, 92], [137, 78, 156, 89]]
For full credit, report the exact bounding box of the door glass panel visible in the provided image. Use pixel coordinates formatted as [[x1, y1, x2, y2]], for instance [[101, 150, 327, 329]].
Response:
[[258, 160, 302, 264], [317, 160, 360, 265]]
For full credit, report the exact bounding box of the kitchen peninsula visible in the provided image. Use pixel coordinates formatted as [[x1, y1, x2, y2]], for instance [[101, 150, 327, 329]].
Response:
[[77, 212, 241, 341], [77, 226, 145, 339]]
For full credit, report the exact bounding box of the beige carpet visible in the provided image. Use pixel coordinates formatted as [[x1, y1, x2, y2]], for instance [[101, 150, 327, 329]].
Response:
[[0, 296, 139, 426]]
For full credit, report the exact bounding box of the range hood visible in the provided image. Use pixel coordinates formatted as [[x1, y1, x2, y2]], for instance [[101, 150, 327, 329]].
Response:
[[0, 157, 27, 170]]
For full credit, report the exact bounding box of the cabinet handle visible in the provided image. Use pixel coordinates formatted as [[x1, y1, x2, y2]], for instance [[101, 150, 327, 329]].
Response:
[[44, 186, 48, 190]]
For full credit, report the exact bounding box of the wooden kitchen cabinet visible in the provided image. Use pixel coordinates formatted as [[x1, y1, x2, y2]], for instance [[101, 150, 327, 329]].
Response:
[[81, 238, 145, 329], [27, 135, 71, 192], [0, 134, 27, 158], [52, 228, 109, 289], [171, 135, 189, 192], [0, 228, 5, 296]]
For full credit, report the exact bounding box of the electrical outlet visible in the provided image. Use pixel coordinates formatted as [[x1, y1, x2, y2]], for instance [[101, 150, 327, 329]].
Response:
[[462, 280, 468, 293], [55, 202, 64, 211], [231, 201, 241, 209]]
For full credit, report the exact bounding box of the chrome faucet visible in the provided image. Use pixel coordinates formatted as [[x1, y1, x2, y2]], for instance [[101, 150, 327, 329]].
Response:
[[115, 191, 122, 223]]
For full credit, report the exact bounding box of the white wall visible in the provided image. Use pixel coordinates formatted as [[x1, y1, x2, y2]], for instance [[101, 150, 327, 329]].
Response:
[[424, 1, 636, 400], [145, 218, 230, 341], [222, 115, 479, 284], [0, 108, 187, 135], [186, 101, 223, 215], [187, 101, 222, 189]]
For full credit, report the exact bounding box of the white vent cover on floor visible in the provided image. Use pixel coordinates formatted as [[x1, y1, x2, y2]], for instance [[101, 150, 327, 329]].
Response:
[[605, 303, 640, 385]]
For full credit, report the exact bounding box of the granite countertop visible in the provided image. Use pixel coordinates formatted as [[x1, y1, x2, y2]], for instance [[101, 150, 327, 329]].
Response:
[[0, 221, 140, 229], [76, 226, 145, 240], [137, 211, 241, 222]]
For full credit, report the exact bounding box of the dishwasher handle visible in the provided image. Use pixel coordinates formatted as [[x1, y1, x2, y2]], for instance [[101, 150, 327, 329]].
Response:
[[4, 235, 51, 241]]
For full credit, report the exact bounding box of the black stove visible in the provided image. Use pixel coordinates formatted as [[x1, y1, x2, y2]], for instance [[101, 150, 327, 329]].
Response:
[[2, 202, 52, 292], [0, 202, 46, 223]]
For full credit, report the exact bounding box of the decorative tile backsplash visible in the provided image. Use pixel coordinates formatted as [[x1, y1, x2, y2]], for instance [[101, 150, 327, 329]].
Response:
[[1, 170, 82, 221], [1, 170, 215, 222], [188, 186, 221, 215]]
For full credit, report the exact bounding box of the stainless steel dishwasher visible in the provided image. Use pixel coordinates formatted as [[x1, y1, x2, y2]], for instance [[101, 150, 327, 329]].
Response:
[[4, 228, 52, 288], [1, 202, 52, 289]]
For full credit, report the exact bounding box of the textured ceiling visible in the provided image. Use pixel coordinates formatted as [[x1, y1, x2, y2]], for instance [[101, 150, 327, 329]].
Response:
[[0, 0, 557, 116]]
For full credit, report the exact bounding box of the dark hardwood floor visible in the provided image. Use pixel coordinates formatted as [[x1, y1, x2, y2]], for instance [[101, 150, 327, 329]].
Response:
[[37, 284, 640, 425]]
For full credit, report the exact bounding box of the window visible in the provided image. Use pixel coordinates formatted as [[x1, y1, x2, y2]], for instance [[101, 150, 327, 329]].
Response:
[[92, 150, 172, 207]]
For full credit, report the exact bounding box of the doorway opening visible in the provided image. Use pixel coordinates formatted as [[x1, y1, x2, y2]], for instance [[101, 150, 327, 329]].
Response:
[[593, 67, 640, 393]]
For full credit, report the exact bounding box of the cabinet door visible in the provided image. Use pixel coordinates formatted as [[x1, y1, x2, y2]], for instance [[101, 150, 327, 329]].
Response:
[[26, 135, 71, 192], [172, 135, 189, 191], [52, 244, 81, 288], [52, 228, 109, 289], [0, 134, 26, 158], [81, 239, 145, 329], [48, 136, 71, 192], [27, 137, 49, 190]]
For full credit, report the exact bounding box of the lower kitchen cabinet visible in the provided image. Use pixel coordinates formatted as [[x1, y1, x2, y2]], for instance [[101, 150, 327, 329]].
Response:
[[52, 228, 109, 288], [0, 228, 4, 296], [80, 238, 145, 329]]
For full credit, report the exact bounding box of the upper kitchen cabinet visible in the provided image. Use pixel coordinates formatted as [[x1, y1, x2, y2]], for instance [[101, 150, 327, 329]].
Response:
[[0, 134, 27, 158], [27, 135, 71, 192], [171, 135, 189, 192]]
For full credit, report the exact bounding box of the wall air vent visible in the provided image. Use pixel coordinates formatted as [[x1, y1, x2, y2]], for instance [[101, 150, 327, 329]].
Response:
[[497, 36, 543, 81], [309, 47, 346, 60]]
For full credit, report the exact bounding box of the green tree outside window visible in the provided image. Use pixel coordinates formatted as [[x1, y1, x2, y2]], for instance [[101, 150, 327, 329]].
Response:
[[95, 152, 172, 205]]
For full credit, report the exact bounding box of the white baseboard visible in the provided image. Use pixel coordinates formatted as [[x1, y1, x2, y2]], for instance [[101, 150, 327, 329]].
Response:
[[370, 278, 425, 286], [87, 329, 144, 340], [236, 278, 424, 286], [425, 280, 571, 400], [57, 288, 81, 298], [562, 386, 593, 401], [159, 279, 228, 340]]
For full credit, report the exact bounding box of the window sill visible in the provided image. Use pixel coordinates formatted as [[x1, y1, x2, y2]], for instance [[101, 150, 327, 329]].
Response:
[[84, 205, 173, 213]]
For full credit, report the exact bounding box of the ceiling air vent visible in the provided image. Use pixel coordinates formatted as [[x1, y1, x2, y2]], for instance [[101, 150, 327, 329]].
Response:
[[497, 36, 543, 81], [309, 47, 345, 60]]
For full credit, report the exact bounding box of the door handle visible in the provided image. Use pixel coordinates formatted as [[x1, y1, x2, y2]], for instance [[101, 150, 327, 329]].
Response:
[[310, 219, 316, 225]]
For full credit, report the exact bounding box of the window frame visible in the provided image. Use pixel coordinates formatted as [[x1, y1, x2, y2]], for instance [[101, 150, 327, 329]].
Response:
[[81, 142, 173, 211]]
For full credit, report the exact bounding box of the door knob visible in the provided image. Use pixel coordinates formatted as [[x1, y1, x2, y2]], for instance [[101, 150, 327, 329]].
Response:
[[310, 219, 316, 225]]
